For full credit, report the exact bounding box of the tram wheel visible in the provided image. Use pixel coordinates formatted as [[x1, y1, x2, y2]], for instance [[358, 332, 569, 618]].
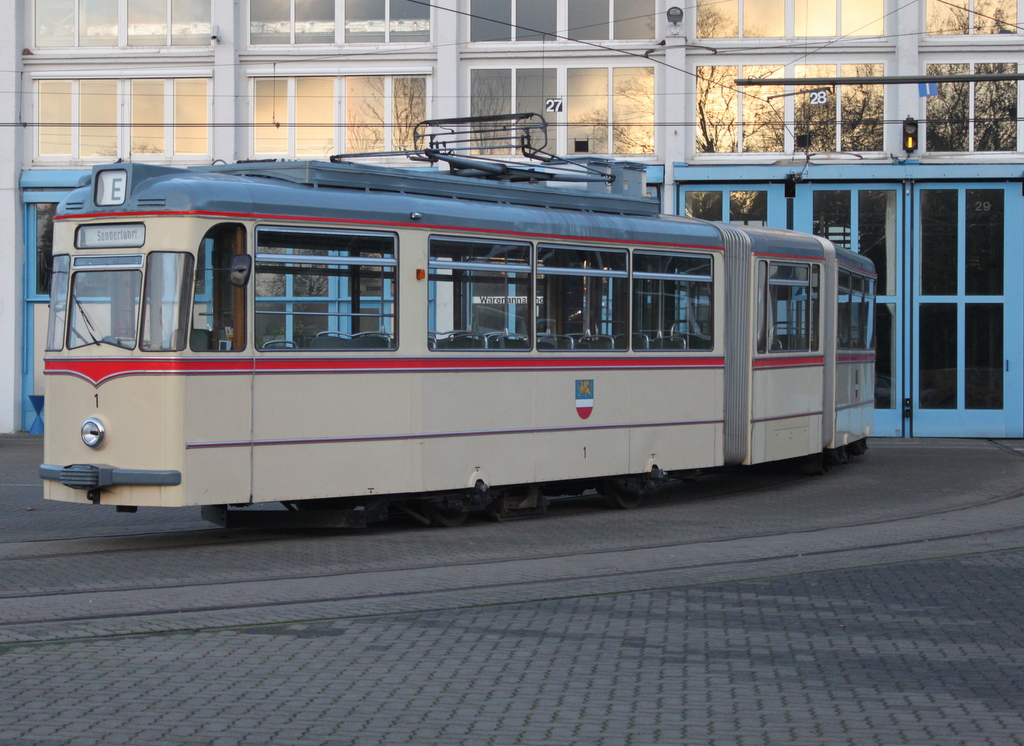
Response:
[[423, 502, 469, 528], [600, 480, 644, 510]]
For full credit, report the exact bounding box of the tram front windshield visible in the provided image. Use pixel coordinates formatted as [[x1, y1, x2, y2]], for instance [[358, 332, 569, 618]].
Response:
[[61, 251, 194, 352], [68, 269, 142, 350]]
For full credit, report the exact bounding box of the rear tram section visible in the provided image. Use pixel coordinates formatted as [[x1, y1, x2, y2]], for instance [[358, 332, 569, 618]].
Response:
[[40, 162, 874, 526]]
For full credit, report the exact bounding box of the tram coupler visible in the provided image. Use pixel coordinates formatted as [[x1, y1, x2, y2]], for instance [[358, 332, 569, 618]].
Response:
[[201, 502, 389, 529]]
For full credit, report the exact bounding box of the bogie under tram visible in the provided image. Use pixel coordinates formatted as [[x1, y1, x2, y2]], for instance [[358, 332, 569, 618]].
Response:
[[40, 157, 874, 527]]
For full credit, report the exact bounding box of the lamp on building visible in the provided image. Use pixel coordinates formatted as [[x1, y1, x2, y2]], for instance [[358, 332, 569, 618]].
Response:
[[902, 117, 919, 154], [667, 7, 684, 35]]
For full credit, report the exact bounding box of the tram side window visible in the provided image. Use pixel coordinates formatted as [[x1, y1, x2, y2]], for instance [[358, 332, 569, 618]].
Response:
[[428, 238, 531, 350], [45, 254, 70, 351], [537, 245, 628, 350], [632, 252, 713, 350], [191, 224, 247, 352], [254, 228, 397, 350], [141, 252, 194, 351], [765, 262, 811, 352], [838, 270, 874, 350]]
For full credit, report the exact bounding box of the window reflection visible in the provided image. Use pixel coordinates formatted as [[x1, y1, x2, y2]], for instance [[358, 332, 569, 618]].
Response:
[[698, 0, 882, 37], [965, 189, 1003, 296], [569, 0, 609, 39], [919, 304, 958, 409], [295, 78, 334, 156], [80, 0, 118, 46], [795, 65, 836, 152], [132, 79, 166, 154], [174, 79, 208, 155], [927, 0, 1017, 34], [38, 81, 73, 156], [685, 191, 723, 222], [695, 66, 738, 154], [254, 78, 289, 154], [346, 76, 385, 152], [36, 0, 75, 46], [744, 0, 784, 37], [920, 190, 958, 296], [927, 62, 1017, 153], [80, 80, 118, 157], [296, 0, 335, 43], [251, 0, 291, 43], [568, 69, 609, 154], [858, 191, 896, 297], [730, 191, 767, 226], [742, 67, 785, 153], [874, 303, 895, 409], [965, 304, 1003, 409], [840, 64, 883, 152], [128, 0, 166, 46], [345, 0, 386, 42]]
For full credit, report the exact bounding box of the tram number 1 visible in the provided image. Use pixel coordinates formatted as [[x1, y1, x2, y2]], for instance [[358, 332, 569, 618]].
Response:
[[94, 394, 99, 408]]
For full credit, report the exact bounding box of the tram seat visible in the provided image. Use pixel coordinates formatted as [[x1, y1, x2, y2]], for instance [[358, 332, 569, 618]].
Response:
[[576, 335, 615, 350], [350, 332, 393, 349], [261, 339, 297, 349], [537, 334, 573, 350], [651, 335, 687, 350], [190, 329, 212, 351], [445, 332, 487, 349], [486, 333, 530, 349], [632, 333, 650, 349], [310, 334, 350, 349]]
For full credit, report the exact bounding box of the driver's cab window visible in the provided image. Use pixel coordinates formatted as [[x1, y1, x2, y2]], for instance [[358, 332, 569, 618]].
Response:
[[191, 224, 247, 351]]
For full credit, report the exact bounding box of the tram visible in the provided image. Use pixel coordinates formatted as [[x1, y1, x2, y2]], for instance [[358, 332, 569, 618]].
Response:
[[39, 145, 875, 527]]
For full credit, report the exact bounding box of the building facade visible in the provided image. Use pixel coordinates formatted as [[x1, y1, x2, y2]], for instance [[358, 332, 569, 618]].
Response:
[[3, 0, 1022, 437]]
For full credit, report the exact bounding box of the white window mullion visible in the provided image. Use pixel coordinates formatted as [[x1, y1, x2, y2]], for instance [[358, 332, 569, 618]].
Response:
[[118, 0, 128, 47], [288, 78, 297, 156], [164, 78, 174, 156], [607, 67, 614, 154], [71, 81, 81, 159]]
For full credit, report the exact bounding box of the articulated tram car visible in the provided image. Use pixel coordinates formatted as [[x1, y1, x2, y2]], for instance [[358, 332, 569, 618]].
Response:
[[40, 161, 875, 526]]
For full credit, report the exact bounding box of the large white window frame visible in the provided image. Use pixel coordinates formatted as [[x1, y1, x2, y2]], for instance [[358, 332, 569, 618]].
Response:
[[692, 62, 886, 156], [250, 74, 430, 158], [469, 0, 656, 42], [34, 77, 211, 162], [33, 0, 212, 48], [695, 0, 885, 38], [247, 0, 431, 45], [469, 65, 655, 157]]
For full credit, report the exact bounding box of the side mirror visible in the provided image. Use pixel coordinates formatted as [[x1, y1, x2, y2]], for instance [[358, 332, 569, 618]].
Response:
[[229, 254, 252, 287]]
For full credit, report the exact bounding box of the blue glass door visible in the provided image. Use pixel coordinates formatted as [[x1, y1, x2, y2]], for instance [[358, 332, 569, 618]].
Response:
[[911, 185, 1023, 437], [796, 186, 905, 436]]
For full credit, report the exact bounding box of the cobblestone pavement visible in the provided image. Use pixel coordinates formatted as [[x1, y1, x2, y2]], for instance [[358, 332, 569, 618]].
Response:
[[1, 435, 1023, 745]]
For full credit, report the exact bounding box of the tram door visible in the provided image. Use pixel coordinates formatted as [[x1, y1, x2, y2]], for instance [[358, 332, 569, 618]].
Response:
[[910, 185, 1023, 437]]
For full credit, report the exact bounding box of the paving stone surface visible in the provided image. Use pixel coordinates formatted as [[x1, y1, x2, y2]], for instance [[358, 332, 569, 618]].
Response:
[[1, 434, 1023, 744]]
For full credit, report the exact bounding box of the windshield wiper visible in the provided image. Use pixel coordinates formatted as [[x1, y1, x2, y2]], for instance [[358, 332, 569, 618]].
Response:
[[70, 295, 102, 346]]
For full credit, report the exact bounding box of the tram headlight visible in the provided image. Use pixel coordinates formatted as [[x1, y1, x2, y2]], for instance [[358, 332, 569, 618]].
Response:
[[81, 418, 106, 449]]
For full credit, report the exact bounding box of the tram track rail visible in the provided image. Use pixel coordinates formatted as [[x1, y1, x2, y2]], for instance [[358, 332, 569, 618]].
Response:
[[2, 464, 1024, 601], [2, 520, 1023, 632]]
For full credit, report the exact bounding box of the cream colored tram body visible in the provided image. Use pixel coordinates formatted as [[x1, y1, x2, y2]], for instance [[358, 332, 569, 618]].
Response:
[[40, 162, 875, 524]]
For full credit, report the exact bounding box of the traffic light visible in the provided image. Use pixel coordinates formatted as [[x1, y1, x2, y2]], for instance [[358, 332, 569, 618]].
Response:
[[903, 116, 919, 154]]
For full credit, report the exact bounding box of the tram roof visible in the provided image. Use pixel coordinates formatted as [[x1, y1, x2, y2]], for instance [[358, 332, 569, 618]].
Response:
[[60, 162, 726, 250], [59, 161, 876, 274]]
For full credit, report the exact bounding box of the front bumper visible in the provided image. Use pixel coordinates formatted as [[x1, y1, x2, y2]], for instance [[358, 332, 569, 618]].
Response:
[[40, 463, 182, 490]]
